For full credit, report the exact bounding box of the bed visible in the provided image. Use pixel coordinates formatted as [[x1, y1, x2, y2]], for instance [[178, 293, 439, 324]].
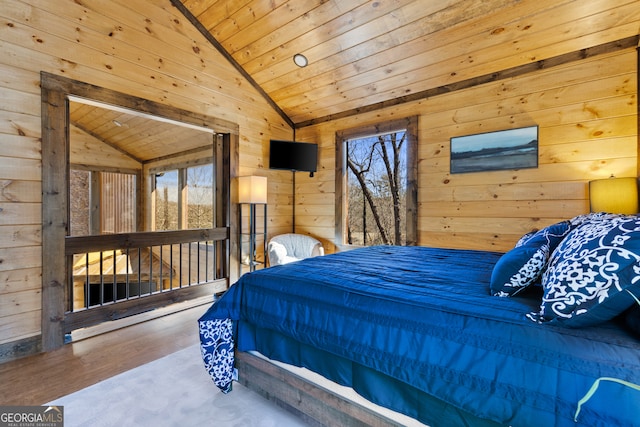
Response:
[[199, 213, 640, 426]]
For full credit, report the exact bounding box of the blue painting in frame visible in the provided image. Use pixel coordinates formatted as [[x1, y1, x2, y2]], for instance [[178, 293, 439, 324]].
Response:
[[450, 126, 538, 174]]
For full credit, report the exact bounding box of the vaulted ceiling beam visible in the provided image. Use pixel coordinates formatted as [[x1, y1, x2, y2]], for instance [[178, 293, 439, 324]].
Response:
[[171, 0, 295, 130]]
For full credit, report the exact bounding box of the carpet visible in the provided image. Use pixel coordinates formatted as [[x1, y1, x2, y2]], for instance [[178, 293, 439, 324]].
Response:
[[48, 344, 308, 427]]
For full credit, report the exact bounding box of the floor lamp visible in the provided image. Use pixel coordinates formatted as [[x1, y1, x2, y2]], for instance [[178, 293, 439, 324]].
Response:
[[238, 176, 268, 273]]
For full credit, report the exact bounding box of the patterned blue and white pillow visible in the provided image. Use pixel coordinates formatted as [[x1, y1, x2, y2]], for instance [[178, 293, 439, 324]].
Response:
[[528, 214, 640, 327], [491, 221, 571, 296], [514, 231, 537, 248], [568, 211, 621, 227]]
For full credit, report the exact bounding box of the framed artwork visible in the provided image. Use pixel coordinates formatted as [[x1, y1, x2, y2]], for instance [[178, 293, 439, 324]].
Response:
[[450, 126, 538, 174]]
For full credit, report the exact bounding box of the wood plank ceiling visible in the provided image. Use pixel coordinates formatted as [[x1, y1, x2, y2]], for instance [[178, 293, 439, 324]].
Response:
[[69, 100, 214, 163], [174, 0, 640, 128]]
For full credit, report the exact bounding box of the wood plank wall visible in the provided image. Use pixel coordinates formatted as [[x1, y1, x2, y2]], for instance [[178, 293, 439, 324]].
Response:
[[295, 48, 638, 254], [0, 0, 637, 359], [0, 0, 291, 355]]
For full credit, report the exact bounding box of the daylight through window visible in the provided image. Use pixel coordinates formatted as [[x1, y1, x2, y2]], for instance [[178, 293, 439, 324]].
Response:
[[153, 164, 214, 231], [346, 130, 407, 246], [69, 169, 137, 236]]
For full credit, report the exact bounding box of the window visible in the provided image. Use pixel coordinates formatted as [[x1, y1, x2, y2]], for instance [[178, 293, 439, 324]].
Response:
[[153, 163, 214, 231], [187, 164, 214, 229], [346, 131, 407, 245], [69, 169, 137, 236], [101, 172, 137, 233], [69, 169, 90, 236], [336, 117, 418, 247], [154, 170, 179, 231]]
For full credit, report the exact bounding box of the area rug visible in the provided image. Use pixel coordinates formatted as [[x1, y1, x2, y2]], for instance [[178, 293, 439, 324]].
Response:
[[48, 344, 308, 426]]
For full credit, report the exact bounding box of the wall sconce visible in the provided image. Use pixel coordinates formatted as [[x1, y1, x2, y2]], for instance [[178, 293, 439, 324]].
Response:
[[589, 176, 639, 214], [237, 176, 268, 204]]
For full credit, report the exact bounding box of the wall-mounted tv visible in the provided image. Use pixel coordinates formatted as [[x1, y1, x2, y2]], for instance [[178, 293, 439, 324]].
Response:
[[269, 140, 318, 175]]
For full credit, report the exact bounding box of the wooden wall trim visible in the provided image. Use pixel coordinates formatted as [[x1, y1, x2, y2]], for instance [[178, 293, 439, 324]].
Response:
[[41, 73, 239, 136], [297, 35, 640, 129], [0, 336, 41, 364], [404, 117, 419, 246], [223, 133, 238, 284], [170, 0, 295, 130], [41, 78, 68, 352], [334, 131, 346, 248]]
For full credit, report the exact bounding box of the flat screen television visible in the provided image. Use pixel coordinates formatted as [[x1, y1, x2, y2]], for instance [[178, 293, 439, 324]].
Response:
[[269, 140, 318, 174]]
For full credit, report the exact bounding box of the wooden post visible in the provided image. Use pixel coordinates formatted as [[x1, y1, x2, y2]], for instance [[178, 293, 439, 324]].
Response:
[[227, 133, 239, 285], [404, 116, 419, 246], [41, 73, 69, 351]]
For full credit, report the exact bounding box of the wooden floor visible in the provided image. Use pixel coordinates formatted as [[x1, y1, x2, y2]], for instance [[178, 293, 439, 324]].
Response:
[[0, 304, 205, 405]]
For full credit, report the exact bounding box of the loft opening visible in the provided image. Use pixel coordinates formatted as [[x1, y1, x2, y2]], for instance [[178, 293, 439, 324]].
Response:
[[41, 72, 238, 351]]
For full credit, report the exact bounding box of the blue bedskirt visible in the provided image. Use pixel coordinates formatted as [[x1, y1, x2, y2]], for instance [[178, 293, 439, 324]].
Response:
[[199, 246, 640, 427]]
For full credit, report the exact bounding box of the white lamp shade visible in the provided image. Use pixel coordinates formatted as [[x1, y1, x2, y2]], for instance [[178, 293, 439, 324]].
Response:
[[237, 176, 268, 204], [589, 177, 639, 214]]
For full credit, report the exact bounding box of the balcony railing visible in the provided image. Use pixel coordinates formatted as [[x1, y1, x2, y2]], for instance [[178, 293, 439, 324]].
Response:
[[64, 228, 228, 332]]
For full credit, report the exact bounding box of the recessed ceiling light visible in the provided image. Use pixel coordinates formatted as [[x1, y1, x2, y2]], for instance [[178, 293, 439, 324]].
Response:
[[293, 53, 308, 67]]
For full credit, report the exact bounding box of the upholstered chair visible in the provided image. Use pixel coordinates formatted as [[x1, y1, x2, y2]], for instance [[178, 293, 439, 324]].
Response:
[[267, 233, 324, 266]]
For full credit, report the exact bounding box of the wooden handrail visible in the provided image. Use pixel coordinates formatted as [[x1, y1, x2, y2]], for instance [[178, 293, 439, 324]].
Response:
[[67, 229, 230, 317], [65, 228, 228, 255]]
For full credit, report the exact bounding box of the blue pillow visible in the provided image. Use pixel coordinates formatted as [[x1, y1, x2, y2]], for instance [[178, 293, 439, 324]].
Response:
[[490, 221, 571, 296], [491, 245, 549, 296], [526, 221, 572, 250], [529, 214, 640, 327]]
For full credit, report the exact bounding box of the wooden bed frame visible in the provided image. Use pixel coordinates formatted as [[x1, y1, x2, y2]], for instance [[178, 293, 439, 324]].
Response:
[[236, 351, 408, 427]]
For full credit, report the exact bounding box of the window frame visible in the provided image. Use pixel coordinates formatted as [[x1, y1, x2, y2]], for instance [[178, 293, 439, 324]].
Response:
[[69, 166, 141, 236], [150, 159, 216, 231], [335, 116, 418, 249]]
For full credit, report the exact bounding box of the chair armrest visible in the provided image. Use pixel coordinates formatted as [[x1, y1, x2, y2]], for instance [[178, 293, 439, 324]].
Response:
[[311, 243, 324, 257], [267, 241, 288, 266]]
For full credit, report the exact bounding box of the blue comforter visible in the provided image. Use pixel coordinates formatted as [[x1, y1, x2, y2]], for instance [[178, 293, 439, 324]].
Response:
[[199, 246, 640, 426]]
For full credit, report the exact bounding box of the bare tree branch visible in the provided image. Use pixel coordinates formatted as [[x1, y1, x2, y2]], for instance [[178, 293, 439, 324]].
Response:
[[347, 156, 390, 245], [346, 131, 407, 246]]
